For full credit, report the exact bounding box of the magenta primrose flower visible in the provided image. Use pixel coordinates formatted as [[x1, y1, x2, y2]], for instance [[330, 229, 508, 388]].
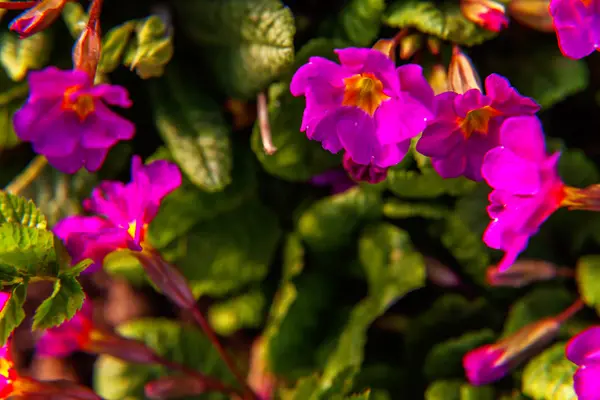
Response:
[[290, 47, 434, 168], [13, 67, 135, 174], [416, 74, 539, 181], [549, 0, 600, 59], [53, 155, 182, 273], [566, 326, 600, 399]]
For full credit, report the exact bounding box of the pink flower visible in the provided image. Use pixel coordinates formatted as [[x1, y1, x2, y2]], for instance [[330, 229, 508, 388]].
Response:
[[416, 74, 539, 181], [290, 47, 434, 168], [13, 67, 135, 174], [549, 0, 600, 59], [8, 0, 67, 39], [566, 326, 600, 399], [461, 0, 510, 32], [53, 156, 181, 273]]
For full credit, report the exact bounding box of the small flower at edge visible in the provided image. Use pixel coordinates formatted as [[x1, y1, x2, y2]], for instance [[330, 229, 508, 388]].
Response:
[[8, 0, 68, 39], [416, 74, 539, 181], [566, 326, 600, 400], [290, 47, 434, 169], [13, 67, 135, 174], [549, 0, 600, 60]]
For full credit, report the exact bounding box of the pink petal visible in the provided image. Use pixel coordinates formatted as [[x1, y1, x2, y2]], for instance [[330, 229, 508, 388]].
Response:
[[417, 122, 464, 158], [132, 156, 182, 205], [484, 74, 539, 115], [290, 57, 346, 96], [336, 108, 378, 165], [334, 47, 401, 96], [433, 92, 460, 121], [374, 97, 430, 146], [12, 100, 63, 142], [372, 140, 411, 168], [498, 116, 546, 162], [482, 147, 541, 194], [454, 89, 492, 118], [83, 147, 110, 172], [396, 64, 434, 111], [431, 146, 467, 178], [27, 67, 89, 100], [574, 362, 600, 400], [567, 327, 600, 365], [87, 84, 132, 108]]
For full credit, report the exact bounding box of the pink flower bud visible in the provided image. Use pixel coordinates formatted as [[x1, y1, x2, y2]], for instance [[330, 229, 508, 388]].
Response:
[[9, 0, 68, 39], [448, 46, 482, 94], [508, 0, 554, 33], [73, 20, 102, 78], [486, 260, 558, 288], [460, 0, 509, 32]]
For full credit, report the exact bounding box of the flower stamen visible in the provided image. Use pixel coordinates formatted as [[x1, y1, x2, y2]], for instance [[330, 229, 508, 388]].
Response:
[[342, 72, 390, 116], [62, 86, 95, 121], [457, 106, 501, 138]]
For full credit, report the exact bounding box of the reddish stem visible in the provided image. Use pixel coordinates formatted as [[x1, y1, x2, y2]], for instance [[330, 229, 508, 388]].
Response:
[[0, 1, 37, 10], [554, 298, 585, 324], [87, 0, 103, 25]]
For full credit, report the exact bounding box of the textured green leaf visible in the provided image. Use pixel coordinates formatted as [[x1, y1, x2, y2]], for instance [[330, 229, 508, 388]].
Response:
[[522, 343, 577, 400], [383, 199, 449, 220], [0, 192, 46, 229], [173, 0, 295, 98], [94, 318, 234, 400], [297, 187, 382, 252], [151, 63, 232, 192], [123, 16, 174, 79], [251, 82, 341, 181], [502, 286, 575, 337], [98, 21, 137, 74], [387, 167, 476, 199], [384, 0, 497, 46], [576, 255, 600, 313], [0, 31, 52, 81], [147, 145, 257, 249], [176, 201, 281, 298], [0, 224, 55, 274], [0, 283, 26, 346], [208, 289, 266, 336], [338, 0, 385, 46], [32, 275, 84, 330]]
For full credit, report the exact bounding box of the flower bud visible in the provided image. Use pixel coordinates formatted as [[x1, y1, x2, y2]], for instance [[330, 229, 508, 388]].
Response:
[[342, 152, 388, 184], [448, 46, 482, 94], [463, 318, 560, 385], [426, 37, 441, 56], [73, 20, 102, 78], [9, 0, 68, 39], [508, 0, 554, 33], [486, 260, 558, 288], [427, 64, 450, 95], [372, 38, 397, 62], [399, 34, 422, 60], [460, 0, 509, 32], [145, 376, 208, 399]]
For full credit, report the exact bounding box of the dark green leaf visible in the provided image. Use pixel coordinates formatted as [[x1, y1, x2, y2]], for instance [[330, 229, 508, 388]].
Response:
[[173, 0, 295, 98], [576, 255, 600, 314], [32, 275, 85, 330], [151, 64, 232, 192], [384, 0, 497, 46], [383, 199, 449, 220], [338, 0, 385, 46], [558, 149, 600, 188], [521, 343, 577, 400], [208, 289, 266, 336], [387, 167, 476, 199], [0, 283, 26, 345]]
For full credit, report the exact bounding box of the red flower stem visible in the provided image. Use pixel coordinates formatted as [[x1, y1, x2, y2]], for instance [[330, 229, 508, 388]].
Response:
[[153, 354, 244, 397], [4, 155, 48, 195], [0, 1, 37, 10], [257, 91, 276, 155], [87, 0, 103, 26], [190, 306, 258, 400], [554, 298, 585, 324]]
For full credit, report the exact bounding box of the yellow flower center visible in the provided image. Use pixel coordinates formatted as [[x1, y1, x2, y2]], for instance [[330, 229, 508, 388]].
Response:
[[0, 358, 11, 379], [457, 106, 501, 138], [63, 86, 95, 121], [341, 72, 390, 116]]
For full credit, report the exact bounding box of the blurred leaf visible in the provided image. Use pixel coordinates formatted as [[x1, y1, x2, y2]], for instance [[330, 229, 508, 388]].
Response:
[[384, 0, 497, 46], [502, 286, 575, 336], [424, 330, 496, 381], [147, 145, 257, 249], [94, 318, 234, 400], [0, 283, 26, 346], [0, 31, 52, 81], [0, 192, 47, 229], [576, 255, 600, 314], [0, 76, 27, 150], [387, 167, 476, 199], [61, 1, 88, 37], [281, 374, 371, 400], [32, 274, 84, 330], [558, 149, 600, 188], [425, 380, 462, 400], [251, 82, 341, 181], [521, 343, 577, 400], [298, 187, 382, 252], [176, 200, 281, 298], [383, 199, 449, 220], [338, 0, 385, 46], [98, 21, 137, 74], [208, 289, 266, 336], [174, 0, 295, 99], [151, 63, 232, 192], [123, 16, 174, 79], [103, 250, 146, 286], [487, 45, 588, 109], [459, 385, 495, 400]]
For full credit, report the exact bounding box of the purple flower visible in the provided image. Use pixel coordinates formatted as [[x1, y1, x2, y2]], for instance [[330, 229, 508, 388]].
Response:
[[550, 0, 600, 59], [53, 155, 181, 273], [481, 116, 566, 272], [290, 47, 434, 168], [416, 74, 539, 181], [13, 67, 135, 174], [566, 326, 600, 399]]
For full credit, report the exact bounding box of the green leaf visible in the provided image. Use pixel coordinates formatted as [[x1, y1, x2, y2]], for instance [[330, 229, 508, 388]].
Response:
[[61, 1, 88, 37], [176, 201, 281, 298], [297, 187, 382, 252], [0, 283, 26, 345], [147, 145, 257, 249], [558, 149, 600, 188], [32, 274, 85, 330], [384, 0, 497, 46], [151, 63, 232, 192], [0, 192, 46, 229], [251, 82, 341, 181], [522, 342, 577, 400], [0, 224, 56, 275], [102, 250, 147, 286], [425, 380, 462, 400], [502, 286, 575, 337], [460, 385, 495, 400], [387, 167, 476, 199], [173, 0, 295, 99], [338, 0, 385, 46], [320, 224, 425, 389], [486, 45, 588, 109], [122, 16, 174, 79], [98, 21, 137, 74], [208, 289, 266, 336], [424, 330, 495, 381], [0, 31, 52, 81], [94, 318, 234, 400], [576, 255, 600, 313], [383, 199, 449, 220], [280, 373, 371, 400]]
